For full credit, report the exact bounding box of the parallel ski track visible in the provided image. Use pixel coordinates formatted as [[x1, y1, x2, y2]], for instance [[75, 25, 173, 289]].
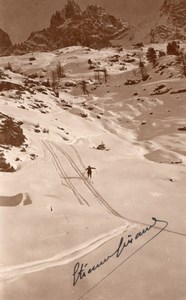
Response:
[[43, 141, 89, 207], [49, 141, 124, 219]]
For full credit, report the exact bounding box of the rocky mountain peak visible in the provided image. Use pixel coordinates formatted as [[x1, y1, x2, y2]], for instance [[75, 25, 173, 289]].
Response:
[[50, 0, 82, 28], [4, 0, 129, 55], [65, 0, 82, 18], [83, 5, 105, 18]]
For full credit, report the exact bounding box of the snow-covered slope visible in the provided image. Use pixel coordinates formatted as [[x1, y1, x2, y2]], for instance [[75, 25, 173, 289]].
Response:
[[0, 45, 185, 300]]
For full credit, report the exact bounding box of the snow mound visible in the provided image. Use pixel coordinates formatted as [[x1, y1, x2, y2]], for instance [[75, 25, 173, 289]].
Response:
[[0, 193, 31, 206], [144, 148, 183, 164]]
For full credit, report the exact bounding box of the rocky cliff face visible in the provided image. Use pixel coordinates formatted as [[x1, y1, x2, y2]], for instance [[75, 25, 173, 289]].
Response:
[[150, 0, 186, 42], [121, 0, 186, 44], [0, 28, 12, 51], [160, 0, 186, 27], [5, 0, 129, 55]]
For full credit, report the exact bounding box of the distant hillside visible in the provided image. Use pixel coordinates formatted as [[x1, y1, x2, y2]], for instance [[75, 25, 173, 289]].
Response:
[[151, 0, 186, 42], [4, 0, 129, 55], [119, 0, 186, 45]]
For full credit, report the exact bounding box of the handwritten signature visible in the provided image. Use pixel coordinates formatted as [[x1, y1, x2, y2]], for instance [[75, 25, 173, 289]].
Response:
[[72, 217, 168, 286]]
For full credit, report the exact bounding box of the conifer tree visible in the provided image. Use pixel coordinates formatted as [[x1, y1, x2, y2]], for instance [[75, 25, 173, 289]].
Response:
[[167, 41, 180, 56], [56, 62, 65, 78], [146, 47, 157, 67], [176, 50, 186, 77]]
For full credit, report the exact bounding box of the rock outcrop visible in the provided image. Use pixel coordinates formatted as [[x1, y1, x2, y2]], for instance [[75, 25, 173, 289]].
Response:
[[0, 28, 12, 52], [0, 113, 25, 147]]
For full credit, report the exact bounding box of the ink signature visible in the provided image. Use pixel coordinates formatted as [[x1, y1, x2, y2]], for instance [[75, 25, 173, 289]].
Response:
[[72, 217, 168, 286]]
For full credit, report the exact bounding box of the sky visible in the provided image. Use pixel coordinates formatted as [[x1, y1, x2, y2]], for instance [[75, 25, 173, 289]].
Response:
[[0, 0, 163, 44]]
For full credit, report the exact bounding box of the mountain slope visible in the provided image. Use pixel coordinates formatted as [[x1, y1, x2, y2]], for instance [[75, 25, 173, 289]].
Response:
[[161, 0, 186, 27], [151, 0, 186, 42], [120, 0, 186, 44]]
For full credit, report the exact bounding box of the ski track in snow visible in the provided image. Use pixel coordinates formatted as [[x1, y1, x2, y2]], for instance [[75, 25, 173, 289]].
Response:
[[43, 140, 185, 236], [43, 141, 89, 206], [0, 224, 132, 284], [44, 140, 124, 219]]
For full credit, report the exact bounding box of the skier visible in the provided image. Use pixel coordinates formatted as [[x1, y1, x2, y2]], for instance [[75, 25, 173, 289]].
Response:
[[86, 165, 96, 179]]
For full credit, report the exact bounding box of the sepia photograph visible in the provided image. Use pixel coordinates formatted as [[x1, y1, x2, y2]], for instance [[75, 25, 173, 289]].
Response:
[[0, 0, 186, 299]]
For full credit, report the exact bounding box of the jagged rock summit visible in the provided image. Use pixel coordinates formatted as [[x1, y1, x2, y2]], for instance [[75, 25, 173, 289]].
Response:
[[0, 28, 12, 52], [6, 0, 129, 55], [50, 0, 82, 27]]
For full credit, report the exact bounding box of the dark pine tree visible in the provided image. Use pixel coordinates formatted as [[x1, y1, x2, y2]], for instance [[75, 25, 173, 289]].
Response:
[[167, 41, 180, 56], [176, 50, 186, 77], [146, 47, 157, 67]]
